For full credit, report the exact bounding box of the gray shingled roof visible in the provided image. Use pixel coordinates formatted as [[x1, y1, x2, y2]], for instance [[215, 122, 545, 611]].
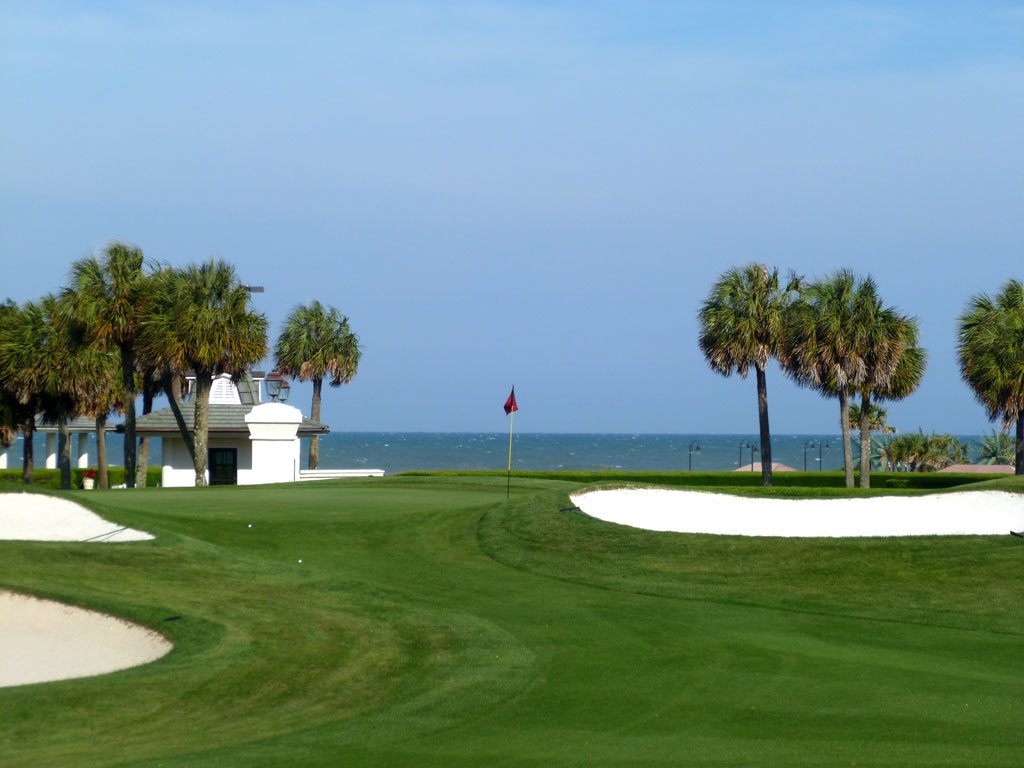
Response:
[[128, 404, 328, 436], [35, 415, 116, 432], [237, 374, 260, 405]]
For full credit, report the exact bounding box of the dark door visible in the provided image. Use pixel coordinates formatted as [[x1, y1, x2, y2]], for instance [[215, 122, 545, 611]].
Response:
[[209, 448, 237, 485]]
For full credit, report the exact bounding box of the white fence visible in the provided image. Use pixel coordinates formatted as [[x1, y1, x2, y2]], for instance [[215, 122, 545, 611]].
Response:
[[297, 468, 385, 481]]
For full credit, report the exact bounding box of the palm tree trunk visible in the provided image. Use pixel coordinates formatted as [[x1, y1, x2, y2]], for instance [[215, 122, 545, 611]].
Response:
[[839, 387, 854, 489], [161, 371, 195, 464], [1016, 414, 1023, 476], [120, 344, 137, 488], [193, 372, 211, 487], [309, 377, 322, 470], [136, 386, 154, 487], [755, 365, 772, 487], [859, 392, 872, 489], [58, 417, 72, 490], [96, 415, 109, 489], [136, 437, 149, 487], [23, 420, 34, 485]]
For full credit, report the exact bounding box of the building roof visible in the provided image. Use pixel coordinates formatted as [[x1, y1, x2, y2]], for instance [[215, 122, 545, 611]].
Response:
[[126, 404, 329, 436], [34, 415, 116, 433], [733, 462, 798, 472], [236, 373, 260, 405], [937, 463, 1015, 474]]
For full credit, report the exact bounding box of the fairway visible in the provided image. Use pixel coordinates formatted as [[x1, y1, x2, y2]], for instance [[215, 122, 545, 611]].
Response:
[[2, 474, 1023, 767]]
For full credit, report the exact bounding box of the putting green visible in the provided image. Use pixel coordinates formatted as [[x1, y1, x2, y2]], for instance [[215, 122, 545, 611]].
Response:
[[1, 474, 1022, 767]]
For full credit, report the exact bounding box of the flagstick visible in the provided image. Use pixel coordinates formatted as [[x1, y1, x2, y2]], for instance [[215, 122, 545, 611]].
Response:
[[507, 406, 514, 500]]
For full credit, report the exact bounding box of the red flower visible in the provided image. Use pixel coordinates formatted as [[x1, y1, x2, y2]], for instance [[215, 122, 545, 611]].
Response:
[[83, 469, 97, 479]]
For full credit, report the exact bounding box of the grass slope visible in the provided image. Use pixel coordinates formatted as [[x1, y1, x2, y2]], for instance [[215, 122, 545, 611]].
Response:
[[1, 474, 1022, 767]]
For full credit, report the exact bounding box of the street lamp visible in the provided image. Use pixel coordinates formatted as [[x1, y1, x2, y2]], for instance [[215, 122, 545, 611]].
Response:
[[739, 441, 758, 470], [819, 440, 831, 471], [803, 440, 815, 472], [266, 370, 289, 402], [688, 441, 702, 471]]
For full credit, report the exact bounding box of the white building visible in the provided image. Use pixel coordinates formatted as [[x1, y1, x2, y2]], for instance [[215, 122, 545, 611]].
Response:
[[132, 372, 382, 487], [0, 416, 114, 471]]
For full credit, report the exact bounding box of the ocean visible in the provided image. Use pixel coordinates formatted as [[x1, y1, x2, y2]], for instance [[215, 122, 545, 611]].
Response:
[[7, 431, 989, 475], [312, 432, 853, 474]]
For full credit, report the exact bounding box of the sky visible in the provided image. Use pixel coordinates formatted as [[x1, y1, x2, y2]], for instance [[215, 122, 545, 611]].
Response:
[[1, 1, 1022, 434]]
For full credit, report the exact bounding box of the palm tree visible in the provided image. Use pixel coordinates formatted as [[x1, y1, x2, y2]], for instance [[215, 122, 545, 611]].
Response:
[[942, 435, 971, 467], [957, 279, 1024, 474], [74, 345, 125, 489], [0, 300, 25, 450], [135, 267, 197, 465], [139, 260, 267, 486], [0, 386, 18, 450], [854, 316, 926, 488], [871, 434, 895, 471], [886, 433, 914, 472], [134, 364, 162, 487], [274, 301, 361, 470], [849, 402, 888, 473], [782, 271, 860, 487], [977, 429, 1014, 465], [0, 295, 115, 489], [848, 402, 888, 433], [925, 433, 969, 471], [0, 301, 38, 482], [886, 431, 967, 472], [64, 243, 150, 488], [698, 264, 800, 487], [782, 272, 915, 489], [0, 300, 46, 484], [0, 311, 39, 481]]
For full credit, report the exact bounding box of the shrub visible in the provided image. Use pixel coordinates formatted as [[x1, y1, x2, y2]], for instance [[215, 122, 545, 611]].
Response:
[[0, 467, 162, 489]]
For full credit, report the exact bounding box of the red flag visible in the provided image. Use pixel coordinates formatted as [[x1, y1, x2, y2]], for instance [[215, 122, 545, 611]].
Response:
[[503, 387, 518, 415]]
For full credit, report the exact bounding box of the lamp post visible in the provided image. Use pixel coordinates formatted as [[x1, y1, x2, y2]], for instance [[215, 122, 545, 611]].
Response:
[[739, 441, 758, 471], [688, 440, 701, 471], [803, 440, 815, 472], [819, 440, 831, 471], [266, 369, 289, 403]]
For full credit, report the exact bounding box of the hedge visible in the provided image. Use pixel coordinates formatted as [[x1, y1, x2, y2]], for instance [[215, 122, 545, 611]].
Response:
[[0, 466, 163, 489]]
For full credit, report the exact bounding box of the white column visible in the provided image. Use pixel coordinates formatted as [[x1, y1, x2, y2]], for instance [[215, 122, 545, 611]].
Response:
[[45, 433, 57, 469], [76, 433, 90, 468], [0, 446, 8, 469], [244, 403, 302, 486]]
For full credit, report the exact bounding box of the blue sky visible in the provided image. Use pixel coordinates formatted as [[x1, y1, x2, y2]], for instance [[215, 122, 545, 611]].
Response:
[[1, 1, 1022, 434]]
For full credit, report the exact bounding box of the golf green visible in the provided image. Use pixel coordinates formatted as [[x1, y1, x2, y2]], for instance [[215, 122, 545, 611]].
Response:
[[2, 474, 1022, 767]]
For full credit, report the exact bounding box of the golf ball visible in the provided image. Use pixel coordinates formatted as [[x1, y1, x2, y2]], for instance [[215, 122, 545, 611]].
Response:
[[298, 559, 303, 563]]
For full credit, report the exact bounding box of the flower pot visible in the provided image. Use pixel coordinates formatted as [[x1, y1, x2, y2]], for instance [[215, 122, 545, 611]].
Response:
[[82, 477, 95, 490]]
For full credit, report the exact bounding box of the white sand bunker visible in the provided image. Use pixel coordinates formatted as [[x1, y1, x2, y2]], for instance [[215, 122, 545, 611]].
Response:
[[572, 488, 1024, 537], [0, 591, 172, 687], [0, 493, 153, 542]]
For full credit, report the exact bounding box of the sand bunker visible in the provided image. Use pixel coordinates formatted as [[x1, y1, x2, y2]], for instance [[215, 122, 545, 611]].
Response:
[[0, 493, 153, 542], [572, 488, 1024, 537], [0, 591, 172, 687], [0, 496, 165, 686]]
